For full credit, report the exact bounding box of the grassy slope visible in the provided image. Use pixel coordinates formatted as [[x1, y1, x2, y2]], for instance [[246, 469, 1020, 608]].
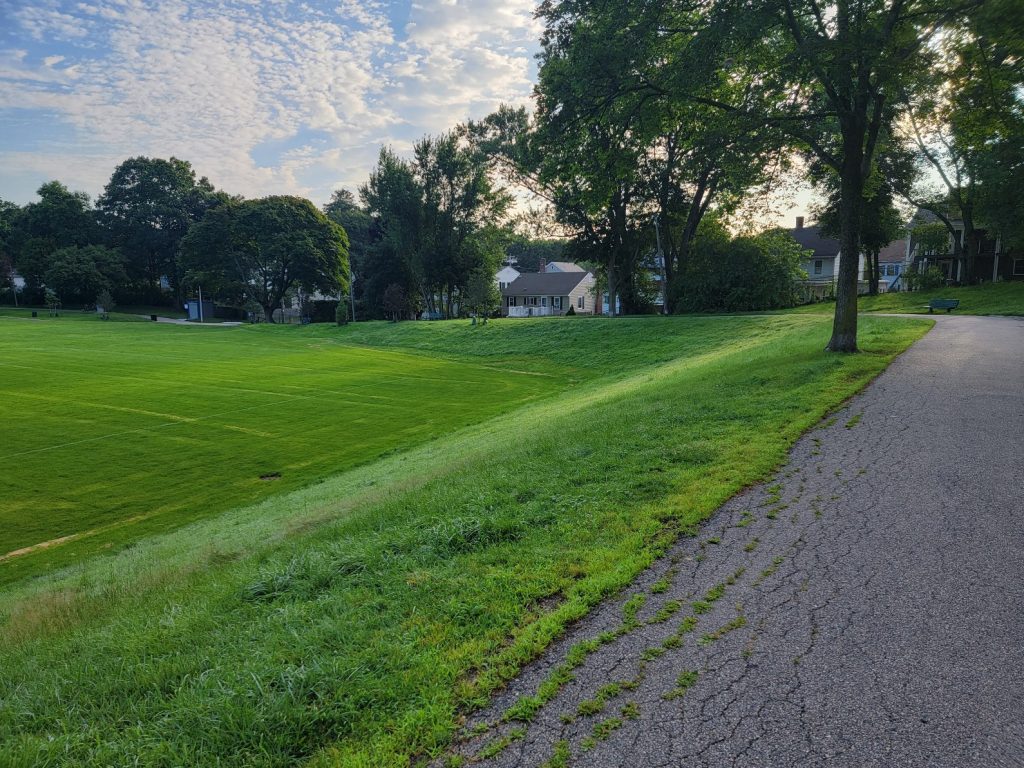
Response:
[[0, 316, 561, 583], [0, 314, 931, 768], [790, 280, 1024, 316]]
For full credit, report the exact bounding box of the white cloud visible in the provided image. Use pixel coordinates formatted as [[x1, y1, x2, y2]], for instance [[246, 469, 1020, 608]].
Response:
[[0, 0, 542, 205]]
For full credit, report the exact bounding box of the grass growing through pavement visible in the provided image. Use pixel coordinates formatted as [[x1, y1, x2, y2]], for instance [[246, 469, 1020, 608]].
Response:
[[789, 280, 1024, 316], [0, 314, 931, 767]]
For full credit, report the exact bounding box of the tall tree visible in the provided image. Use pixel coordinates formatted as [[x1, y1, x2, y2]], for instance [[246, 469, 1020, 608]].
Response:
[[324, 189, 371, 317], [816, 168, 904, 295], [475, 0, 780, 315], [414, 131, 511, 318], [97, 156, 225, 296], [0, 199, 18, 300], [179, 197, 348, 323], [359, 148, 425, 319], [10, 181, 99, 302]]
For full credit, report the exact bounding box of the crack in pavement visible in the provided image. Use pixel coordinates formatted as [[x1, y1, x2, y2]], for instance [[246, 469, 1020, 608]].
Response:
[[437, 315, 1024, 768]]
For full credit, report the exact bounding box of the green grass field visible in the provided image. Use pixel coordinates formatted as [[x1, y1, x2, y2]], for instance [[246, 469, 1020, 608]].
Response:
[[0, 312, 932, 767], [0, 312, 563, 582], [791, 280, 1024, 316]]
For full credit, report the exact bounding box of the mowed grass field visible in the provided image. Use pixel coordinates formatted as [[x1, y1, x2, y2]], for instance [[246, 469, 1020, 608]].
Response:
[[0, 312, 933, 767], [0, 312, 563, 582]]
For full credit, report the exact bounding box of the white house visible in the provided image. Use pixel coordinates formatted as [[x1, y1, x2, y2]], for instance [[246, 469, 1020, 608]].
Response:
[[501, 271, 596, 317], [496, 265, 520, 290], [787, 216, 896, 298]]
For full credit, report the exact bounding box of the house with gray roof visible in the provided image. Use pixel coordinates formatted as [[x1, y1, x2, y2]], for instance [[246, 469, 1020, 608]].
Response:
[[501, 271, 595, 317], [788, 217, 842, 298]]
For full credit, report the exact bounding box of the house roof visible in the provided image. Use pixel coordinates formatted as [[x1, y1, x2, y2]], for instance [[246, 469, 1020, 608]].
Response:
[[878, 238, 907, 263], [544, 261, 586, 273], [501, 271, 592, 296], [786, 226, 841, 260]]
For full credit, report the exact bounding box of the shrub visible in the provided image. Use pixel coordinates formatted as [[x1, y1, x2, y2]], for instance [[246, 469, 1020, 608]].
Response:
[[95, 289, 115, 320], [672, 226, 806, 312], [904, 265, 946, 291], [335, 299, 348, 326], [566, 304, 576, 316]]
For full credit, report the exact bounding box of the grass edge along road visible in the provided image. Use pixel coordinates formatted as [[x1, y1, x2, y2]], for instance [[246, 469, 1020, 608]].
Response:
[[0, 315, 932, 768]]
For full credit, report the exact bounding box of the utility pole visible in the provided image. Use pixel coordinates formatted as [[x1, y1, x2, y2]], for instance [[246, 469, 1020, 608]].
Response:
[[350, 273, 356, 323]]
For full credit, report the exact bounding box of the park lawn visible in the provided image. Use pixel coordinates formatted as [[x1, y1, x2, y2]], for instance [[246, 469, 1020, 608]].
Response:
[[0, 315, 565, 583], [0, 314, 932, 768], [790, 280, 1024, 316]]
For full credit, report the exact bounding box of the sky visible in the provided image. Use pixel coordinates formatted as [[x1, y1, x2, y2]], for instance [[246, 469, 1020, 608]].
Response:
[[0, 0, 543, 207]]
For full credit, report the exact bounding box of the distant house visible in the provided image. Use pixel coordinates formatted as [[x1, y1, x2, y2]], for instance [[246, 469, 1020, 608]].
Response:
[[788, 218, 843, 300], [496, 265, 520, 290], [787, 216, 898, 298], [501, 271, 596, 317], [901, 208, 1021, 285], [877, 238, 907, 291], [540, 260, 586, 274]]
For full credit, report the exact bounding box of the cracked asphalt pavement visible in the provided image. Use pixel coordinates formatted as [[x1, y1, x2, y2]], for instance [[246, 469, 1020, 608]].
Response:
[[443, 315, 1024, 768]]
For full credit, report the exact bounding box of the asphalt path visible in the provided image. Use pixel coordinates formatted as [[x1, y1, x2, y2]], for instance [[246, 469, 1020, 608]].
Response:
[[444, 314, 1024, 768]]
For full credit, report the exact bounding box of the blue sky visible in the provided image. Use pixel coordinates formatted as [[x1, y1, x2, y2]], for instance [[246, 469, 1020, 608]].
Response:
[[0, 0, 542, 206]]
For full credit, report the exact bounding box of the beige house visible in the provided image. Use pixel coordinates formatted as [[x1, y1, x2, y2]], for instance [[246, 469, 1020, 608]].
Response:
[[501, 271, 596, 317]]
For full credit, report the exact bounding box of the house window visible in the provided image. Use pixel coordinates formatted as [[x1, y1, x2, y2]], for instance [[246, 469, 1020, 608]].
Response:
[[541, 296, 548, 307], [529, 296, 538, 306], [814, 259, 823, 275], [552, 296, 562, 309], [578, 295, 585, 309], [507, 296, 516, 307], [1013, 259, 1024, 276]]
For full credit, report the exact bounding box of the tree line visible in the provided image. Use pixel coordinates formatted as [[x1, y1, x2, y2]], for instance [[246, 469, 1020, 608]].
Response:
[[0, 157, 349, 322]]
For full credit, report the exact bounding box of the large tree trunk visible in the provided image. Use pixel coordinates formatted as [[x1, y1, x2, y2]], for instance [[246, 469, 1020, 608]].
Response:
[[827, 162, 863, 353], [962, 206, 977, 284], [261, 301, 277, 323], [606, 260, 617, 317]]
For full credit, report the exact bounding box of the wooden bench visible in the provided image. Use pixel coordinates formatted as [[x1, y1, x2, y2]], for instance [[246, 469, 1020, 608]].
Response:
[[925, 298, 959, 313]]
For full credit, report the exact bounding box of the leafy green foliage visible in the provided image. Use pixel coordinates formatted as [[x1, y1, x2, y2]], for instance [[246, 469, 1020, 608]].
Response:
[[179, 196, 349, 322], [8, 181, 99, 303], [97, 156, 224, 295], [359, 134, 510, 320], [463, 270, 500, 322], [673, 226, 806, 312], [43, 245, 127, 305]]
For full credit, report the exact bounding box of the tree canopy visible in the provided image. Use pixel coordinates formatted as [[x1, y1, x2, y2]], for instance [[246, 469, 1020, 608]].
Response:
[[180, 196, 349, 322], [97, 156, 226, 295]]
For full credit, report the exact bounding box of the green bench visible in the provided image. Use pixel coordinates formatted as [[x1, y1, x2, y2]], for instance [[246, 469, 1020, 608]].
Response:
[[925, 298, 959, 313]]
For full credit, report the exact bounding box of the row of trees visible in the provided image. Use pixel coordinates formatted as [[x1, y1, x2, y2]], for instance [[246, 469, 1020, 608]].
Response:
[[0, 158, 349, 322]]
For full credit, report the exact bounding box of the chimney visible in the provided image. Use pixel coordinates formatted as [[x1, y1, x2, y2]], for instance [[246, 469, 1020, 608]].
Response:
[[539, 259, 547, 273], [795, 216, 805, 230]]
